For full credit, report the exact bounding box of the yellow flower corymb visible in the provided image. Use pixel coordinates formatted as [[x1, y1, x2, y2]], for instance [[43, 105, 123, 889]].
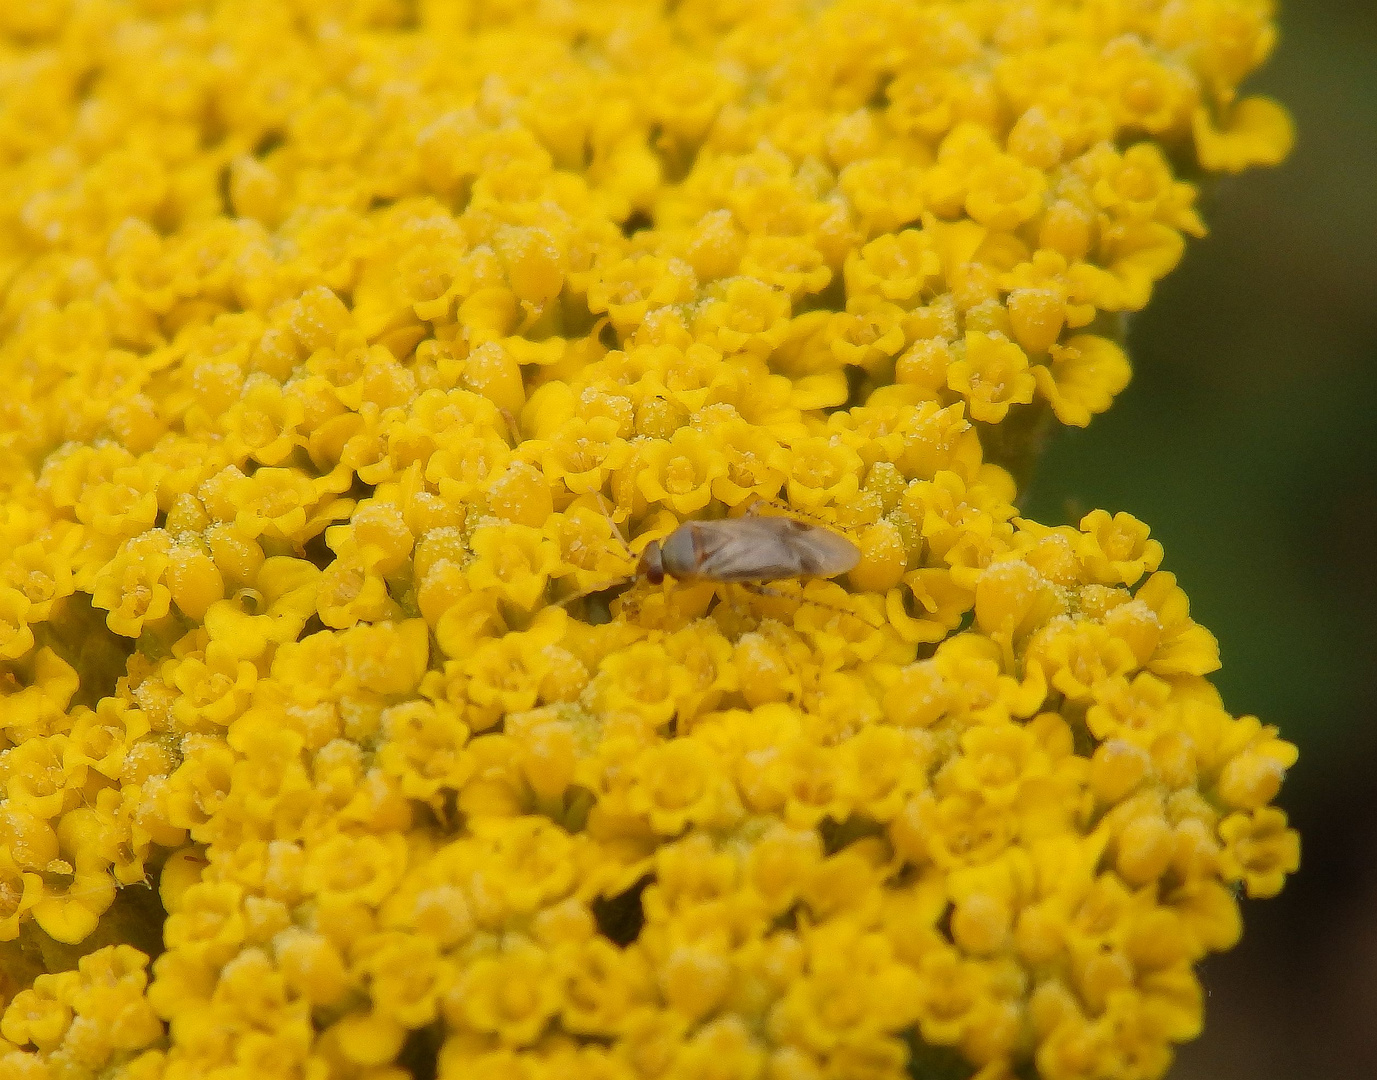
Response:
[[0, 2, 1296, 1079]]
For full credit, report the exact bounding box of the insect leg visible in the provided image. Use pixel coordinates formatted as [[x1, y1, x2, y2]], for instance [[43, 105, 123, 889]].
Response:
[[740, 495, 848, 531], [737, 579, 885, 629], [550, 575, 633, 611]]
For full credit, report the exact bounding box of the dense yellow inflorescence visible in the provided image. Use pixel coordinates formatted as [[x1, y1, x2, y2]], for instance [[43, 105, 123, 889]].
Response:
[[0, 1, 1297, 1079]]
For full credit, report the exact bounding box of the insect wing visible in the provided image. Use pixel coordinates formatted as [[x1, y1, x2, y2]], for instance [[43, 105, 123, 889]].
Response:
[[770, 518, 862, 578], [686, 518, 860, 582]]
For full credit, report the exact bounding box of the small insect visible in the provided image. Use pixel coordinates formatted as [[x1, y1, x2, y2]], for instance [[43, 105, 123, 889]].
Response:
[[637, 515, 861, 586], [556, 501, 863, 620]]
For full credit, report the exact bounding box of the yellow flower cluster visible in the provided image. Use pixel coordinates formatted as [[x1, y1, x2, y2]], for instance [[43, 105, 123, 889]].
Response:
[[0, 2, 1297, 1080]]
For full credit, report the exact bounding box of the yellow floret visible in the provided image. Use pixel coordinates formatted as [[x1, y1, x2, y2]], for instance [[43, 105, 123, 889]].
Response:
[[0, 1, 1295, 1079]]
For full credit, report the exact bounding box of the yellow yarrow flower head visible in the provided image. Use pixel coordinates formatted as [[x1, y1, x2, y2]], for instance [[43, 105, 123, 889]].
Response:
[[0, 2, 1295, 1080]]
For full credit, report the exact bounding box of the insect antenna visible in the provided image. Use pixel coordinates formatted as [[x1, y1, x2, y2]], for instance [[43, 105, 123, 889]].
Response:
[[498, 408, 523, 448], [592, 492, 636, 560], [548, 493, 641, 612]]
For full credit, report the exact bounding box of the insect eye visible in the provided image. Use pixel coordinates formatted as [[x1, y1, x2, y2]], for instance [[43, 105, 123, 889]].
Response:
[[639, 541, 664, 584]]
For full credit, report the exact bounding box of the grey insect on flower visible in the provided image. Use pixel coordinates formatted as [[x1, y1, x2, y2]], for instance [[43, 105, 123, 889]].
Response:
[[554, 501, 864, 622], [637, 515, 860, 585]]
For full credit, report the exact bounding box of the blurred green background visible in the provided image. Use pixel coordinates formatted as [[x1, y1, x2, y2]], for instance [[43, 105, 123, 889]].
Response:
[[1023, 2, 1377, 1076]]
